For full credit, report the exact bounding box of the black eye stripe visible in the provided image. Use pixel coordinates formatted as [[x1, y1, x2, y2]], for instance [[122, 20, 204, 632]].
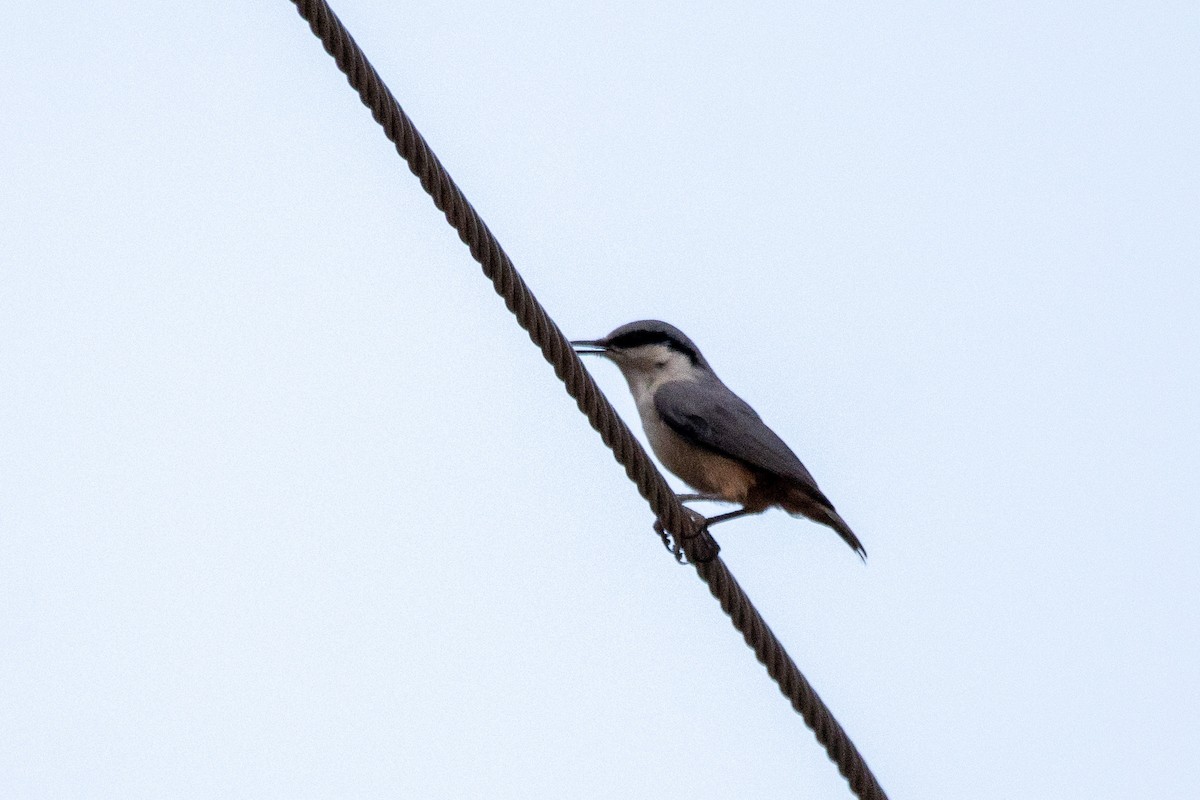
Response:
[[607, 331, 698, 363], [607, 331, 671, 349]]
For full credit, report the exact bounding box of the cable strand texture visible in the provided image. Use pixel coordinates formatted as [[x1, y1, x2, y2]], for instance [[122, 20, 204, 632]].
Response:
[[287, 3, 887, 798]]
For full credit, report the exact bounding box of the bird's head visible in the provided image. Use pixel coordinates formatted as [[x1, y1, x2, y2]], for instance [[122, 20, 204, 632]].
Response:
[[572, 320, 712, 395]]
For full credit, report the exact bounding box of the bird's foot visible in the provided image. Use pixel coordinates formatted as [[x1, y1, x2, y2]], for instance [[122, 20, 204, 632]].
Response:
[[653, 507, 720, 564], [652, 518, 687, 563]]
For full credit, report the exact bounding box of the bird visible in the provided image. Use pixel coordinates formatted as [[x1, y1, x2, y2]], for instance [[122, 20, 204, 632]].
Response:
[[571, 320, 865, 559]]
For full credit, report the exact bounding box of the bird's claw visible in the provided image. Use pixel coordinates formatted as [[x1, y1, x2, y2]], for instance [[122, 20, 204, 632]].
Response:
[[653, 519, 688, 563], [653, 510, 720, 564]]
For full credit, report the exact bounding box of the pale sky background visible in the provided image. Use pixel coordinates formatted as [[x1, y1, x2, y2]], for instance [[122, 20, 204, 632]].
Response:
[[3, 2, 1198, 798]]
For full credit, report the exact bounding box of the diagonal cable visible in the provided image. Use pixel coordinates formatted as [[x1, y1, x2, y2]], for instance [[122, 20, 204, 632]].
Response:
[[285, 3, 888, 797]]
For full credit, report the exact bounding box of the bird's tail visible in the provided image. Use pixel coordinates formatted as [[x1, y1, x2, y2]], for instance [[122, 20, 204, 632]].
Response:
[[821, 508, 867, 562], [782, 488, 867, 561]]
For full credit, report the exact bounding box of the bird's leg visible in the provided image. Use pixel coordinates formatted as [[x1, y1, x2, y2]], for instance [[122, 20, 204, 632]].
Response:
[[703, 507, 761, 527], [676, 492, 726, 503]]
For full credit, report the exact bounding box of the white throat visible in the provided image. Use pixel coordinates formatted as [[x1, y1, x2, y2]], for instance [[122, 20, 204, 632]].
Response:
[[613, 344, 702, 406]]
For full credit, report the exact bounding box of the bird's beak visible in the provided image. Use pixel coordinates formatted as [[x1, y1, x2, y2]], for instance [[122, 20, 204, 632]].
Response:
[[571, 339, 609, 356]]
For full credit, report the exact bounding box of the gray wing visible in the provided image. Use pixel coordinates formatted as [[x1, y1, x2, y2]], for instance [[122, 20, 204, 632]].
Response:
[[653, 379, 834, 508]]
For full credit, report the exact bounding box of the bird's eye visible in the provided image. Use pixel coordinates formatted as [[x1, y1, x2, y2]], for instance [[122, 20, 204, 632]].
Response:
[[655, 360, 667, 369]]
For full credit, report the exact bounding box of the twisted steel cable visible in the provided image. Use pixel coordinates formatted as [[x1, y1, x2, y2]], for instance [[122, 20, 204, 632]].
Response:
[[286, 2, 888, 797]]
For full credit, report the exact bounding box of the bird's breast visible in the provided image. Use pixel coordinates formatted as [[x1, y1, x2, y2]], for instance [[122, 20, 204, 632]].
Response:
[[634, 397, 755, 504]]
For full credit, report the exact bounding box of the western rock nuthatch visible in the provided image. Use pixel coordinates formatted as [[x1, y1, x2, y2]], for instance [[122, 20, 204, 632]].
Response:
[[572, 320, 865, 560]]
